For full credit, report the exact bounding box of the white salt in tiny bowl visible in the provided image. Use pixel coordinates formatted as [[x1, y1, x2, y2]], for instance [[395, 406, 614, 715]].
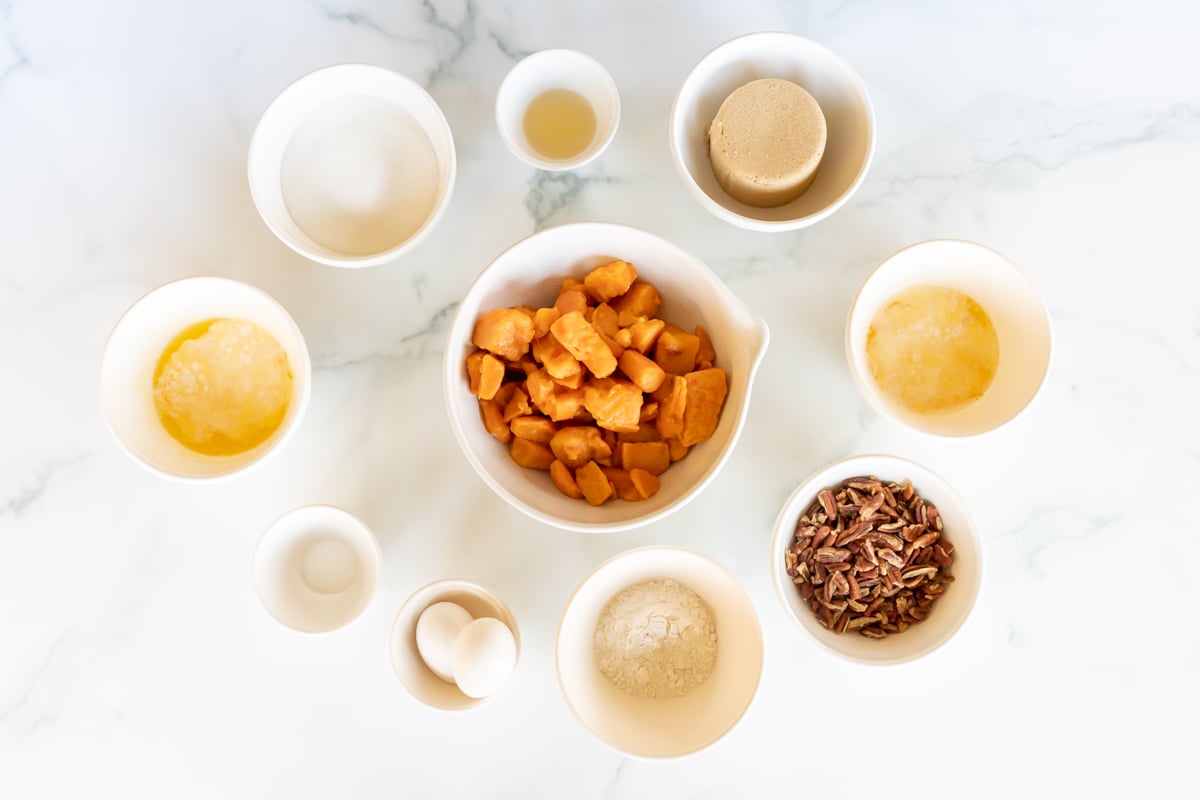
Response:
[[390, 579, 521, 711], [495, 49, 620, 171], [556, 546, 763, 759], [770, 454, 983, 666], [253, 505, 381, 634], [249, 63, 456, 268], [846, 239, 1053, 437], [670, 32, 875, 231], [99, 276, 311, 482]]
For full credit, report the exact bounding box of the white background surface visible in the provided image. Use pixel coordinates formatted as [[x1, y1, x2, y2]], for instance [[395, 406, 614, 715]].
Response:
[[2, 1, 1197, 796]]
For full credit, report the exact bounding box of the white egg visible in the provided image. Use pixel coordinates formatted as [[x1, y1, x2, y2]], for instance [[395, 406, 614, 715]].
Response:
[[415, 602, 473, 683], [451, 617, 517, 699]]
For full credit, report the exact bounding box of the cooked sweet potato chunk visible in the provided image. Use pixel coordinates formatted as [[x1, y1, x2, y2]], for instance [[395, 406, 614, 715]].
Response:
[[602, 467, 641, 502], [479, 399, 512, 443], [550, 311, 617, 378], [654, 375, 687, 439], [592, 303, 619, 338], [666, 438, 689, 461], [509, 415, 556, 443], [532, 333, 583, 381], [612, 281, 660, 319], [639, 401, 659, 423], [554, 285, 589, 316], [583, 378, 642, 433], [617, 424, 662, 444], [533, 307, 560, 338], [654, 327, 701, 376], [478, 353, 505, 400], [549, 459, 583, 499], [680, 368, 728, 447], [466, 351, 486, 395], [550, 426, 612, 468], [525, 369, 556, 413], [627, 318, 665, 354], [502, 387, 531, 422], [628, 468, 660, 500], [473, 308, 534, 361], [510, 437, 554, 470], [618, 349, 666, 393], [695, 324, 716, 365], [545, 387, 586, 422], [620, 441, 670, 476], [575, 460, 614, 506], [550, 370, 585, 390], [584, 260, 637, 303]]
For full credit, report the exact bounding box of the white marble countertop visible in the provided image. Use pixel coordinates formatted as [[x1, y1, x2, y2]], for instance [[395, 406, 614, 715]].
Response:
[[2, 0, 1197, 796]]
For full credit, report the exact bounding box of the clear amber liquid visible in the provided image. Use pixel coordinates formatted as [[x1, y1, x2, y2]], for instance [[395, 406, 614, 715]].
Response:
[[866, 285, 1000, 415], [153, 318, 293, 456], [523, 88, 596, 161]]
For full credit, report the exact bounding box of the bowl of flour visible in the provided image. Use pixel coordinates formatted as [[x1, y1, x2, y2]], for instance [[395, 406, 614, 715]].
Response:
[[249, 64, 456, 268], [556, 545, 763, 759]]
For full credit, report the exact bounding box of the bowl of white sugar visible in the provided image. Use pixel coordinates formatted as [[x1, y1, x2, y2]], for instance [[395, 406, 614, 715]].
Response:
[[249, 64, 456, 268], [556, 546, 763, 759]]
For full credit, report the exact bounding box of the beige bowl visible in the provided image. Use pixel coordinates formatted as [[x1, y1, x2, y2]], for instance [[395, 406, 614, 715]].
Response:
[[846, 239, 1053, 437], [556, 546, 763, 759], [770, 454, 983, 666], [442, 222, 769, 532]]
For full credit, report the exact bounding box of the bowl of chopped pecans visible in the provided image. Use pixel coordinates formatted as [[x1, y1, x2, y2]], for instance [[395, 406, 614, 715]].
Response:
[[770, 454, 983, 666]]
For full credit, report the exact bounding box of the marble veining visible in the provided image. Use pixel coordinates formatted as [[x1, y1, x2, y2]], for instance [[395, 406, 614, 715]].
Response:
[[1, 0, 1197, 797]]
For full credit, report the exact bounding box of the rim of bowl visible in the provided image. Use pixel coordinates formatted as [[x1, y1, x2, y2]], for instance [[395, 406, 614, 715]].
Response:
[[494, 49, 621, 172], [247, 63, 458, 269], [769, 453, 985, 666], [252, 504, 382, 634], [388, 578, 521, 712], [98, 276, 313, 483], [668, 31, 876, 232], [844, 238, 1055, 438], [441, 221, 770, 533], [554, 545, 764, 759]]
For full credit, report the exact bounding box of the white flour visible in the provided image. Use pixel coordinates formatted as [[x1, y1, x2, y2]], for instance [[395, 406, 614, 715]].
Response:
[[593, 578, 718, 699], [281, 95, 439, 256]]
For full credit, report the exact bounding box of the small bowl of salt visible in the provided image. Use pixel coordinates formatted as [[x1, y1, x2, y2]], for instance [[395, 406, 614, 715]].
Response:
[[556, 546, 763, 759], [249, 64, 457, 268]]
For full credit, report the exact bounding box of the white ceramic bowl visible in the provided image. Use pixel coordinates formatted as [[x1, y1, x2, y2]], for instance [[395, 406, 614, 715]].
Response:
[[100, 277, 311, 481], [248, 64, 456, 268], [669, 32, 875, 231], [557, 546, 763, 759], [495, 49, 620, 171], [770, 454, 983, 666], [442, 222, 769, 533], [390, 579, 521, 711], [253, 505, 381, 634], [846, 239, 1053, 437]]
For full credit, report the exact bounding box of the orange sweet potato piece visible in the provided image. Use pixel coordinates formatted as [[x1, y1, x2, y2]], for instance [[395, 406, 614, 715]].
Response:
[[466, 351, 486, 395], [583, 378, 643, 433], [502, 387, 531, 422], [479, 399, 512, 443], [532, 333, 583, 381], [550, 311, 617, 378], [695, 324, 716, 365], [639, 401, 659, 423], [473, 308, 535, 361], [554, 285, 589, 316], [666, 438, 689, 461], [509, 415, 556, 443], [592, 303, 619, 338], [612, 281, 661, 319], [627, 318, 665, 354], [550, 426, 612, 469], [618, 349, 666, 393], [679, 368, 728, 447], [620, 441, 670, 476], [510, 437, 555, 470], [575, 460, 614, 506], [613, 328, 633, 348], [628, 468, 660, 500], [602, 467, 641, 502], [584, 260, 637, 303], [618, 424, 662, 444], [533, 307, 561, 338], [654, 375, 687, 439], [551, 370, 585, 390], [596, 328, 625, 359], [654, 327, 701, 376], [545, 387, 586, 422], [478, 353, 505, 400], [525, 369, 556, 413], [549, 460, 583, 499]]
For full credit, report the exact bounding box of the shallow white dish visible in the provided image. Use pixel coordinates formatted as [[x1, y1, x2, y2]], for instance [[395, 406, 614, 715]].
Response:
[[442, 222, 769, 533], [248, 63, 456, 268], [670, 32, 875, 231], [390, 579, 521, 711], [253, 505, 381, 634], [770, 454, 983, 666], [556, 546, 763, 759], [495, 49, 620, 171], [846, 239, 1053, 437], [99, 276, 311, 481]]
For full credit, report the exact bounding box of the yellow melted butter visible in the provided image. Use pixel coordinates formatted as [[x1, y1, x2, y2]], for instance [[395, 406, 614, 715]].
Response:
[[866, 285, 999, 415], [153, 318, 293, 456]]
